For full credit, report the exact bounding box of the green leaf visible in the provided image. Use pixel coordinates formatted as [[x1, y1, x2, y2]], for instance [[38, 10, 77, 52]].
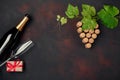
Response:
[[81, 18, 97, 30], [81, 4, 97, 30], [60, 17, 67, 25], [82, 4, 96, 17], [97, 5, 119, 29], [98, 9, 118, 29], [65, 4, 79, 19]]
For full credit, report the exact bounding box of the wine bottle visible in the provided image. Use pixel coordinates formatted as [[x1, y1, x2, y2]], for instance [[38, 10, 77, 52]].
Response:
[[0, 14, 29, 61]]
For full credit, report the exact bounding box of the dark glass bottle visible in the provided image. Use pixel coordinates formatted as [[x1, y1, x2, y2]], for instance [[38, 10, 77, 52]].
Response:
[[0, 14, 29, 61]]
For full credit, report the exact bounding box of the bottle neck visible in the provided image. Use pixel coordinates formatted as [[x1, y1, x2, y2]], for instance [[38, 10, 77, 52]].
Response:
[[16, 15, 29, 31]]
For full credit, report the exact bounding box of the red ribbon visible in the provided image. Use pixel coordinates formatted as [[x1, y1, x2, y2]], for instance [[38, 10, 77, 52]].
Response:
[[6, 61, 23, 72]]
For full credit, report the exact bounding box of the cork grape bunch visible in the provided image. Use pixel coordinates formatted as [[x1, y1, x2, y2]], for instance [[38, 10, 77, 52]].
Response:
[[76, 21, 100, 48], [56, 4, 120, 48]]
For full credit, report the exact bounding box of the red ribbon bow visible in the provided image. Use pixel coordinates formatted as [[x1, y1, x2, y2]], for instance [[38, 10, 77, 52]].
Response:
[[6, 61, 23, 72]]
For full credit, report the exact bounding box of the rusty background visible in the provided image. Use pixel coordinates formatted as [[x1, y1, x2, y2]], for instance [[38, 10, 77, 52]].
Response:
[[0, 0, 120, 80]]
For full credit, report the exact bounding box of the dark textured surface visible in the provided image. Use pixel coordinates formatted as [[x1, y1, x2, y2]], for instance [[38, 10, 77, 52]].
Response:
[[0, 0, 120, 80]]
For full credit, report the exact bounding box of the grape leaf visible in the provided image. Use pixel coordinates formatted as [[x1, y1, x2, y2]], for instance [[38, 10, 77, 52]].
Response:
[[81, 4, 97, 30], [65, 4, 79, 19], [97, 5, 119, 29], [82, 18, 97, 30], [81, 4, 96, 17], [60, 17, 67, 25]]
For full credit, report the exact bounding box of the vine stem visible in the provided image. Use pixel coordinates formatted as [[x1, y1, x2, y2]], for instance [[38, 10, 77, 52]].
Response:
[[92, 16, 100, 21], [76, 15, 82, 20], [56, 22, 62, 31]]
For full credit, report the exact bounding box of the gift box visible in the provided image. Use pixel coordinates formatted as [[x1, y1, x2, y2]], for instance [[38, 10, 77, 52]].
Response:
[[6, 61, 23, 72]]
